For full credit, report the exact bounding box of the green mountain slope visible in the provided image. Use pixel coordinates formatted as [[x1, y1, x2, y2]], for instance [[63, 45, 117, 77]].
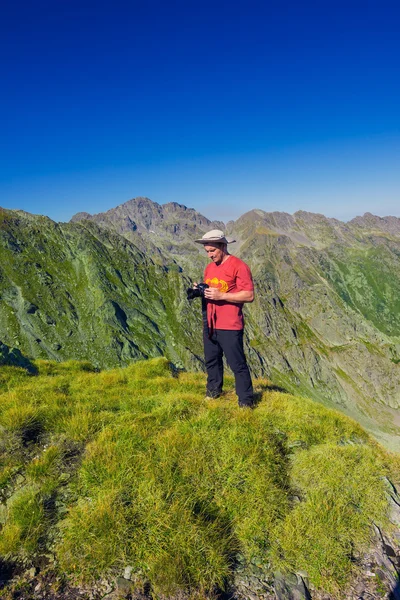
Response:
[[0, 208, 203, 370]]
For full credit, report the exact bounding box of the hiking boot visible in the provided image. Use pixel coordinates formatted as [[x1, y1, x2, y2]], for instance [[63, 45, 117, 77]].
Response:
[[204, 391, 221, 400]]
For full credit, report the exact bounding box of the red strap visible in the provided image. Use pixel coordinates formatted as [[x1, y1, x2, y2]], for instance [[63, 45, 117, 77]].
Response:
[[208, 303, 216, 338]]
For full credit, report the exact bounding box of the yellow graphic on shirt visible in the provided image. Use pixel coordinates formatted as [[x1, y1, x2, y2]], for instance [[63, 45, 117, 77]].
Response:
[[206, 277, 229, 293]]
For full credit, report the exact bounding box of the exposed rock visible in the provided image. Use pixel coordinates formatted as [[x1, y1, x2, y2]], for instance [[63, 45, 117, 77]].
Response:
[[274, 571, 311, 600], [0, 340, 36, 372]]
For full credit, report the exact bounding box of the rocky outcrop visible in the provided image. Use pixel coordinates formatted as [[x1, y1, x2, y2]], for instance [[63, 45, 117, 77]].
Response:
[[0, 341, 36, 372]]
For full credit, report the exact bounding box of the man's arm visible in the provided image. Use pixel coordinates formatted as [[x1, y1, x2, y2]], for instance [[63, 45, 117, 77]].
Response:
[[204, 288, 254, 303]]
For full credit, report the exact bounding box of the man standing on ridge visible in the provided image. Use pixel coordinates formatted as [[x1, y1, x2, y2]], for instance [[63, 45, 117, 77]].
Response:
[[194, 229, 255, 408]]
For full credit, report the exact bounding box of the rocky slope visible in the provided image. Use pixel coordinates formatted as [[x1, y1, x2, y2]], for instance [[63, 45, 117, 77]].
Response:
[[1, 201, 400, 449]]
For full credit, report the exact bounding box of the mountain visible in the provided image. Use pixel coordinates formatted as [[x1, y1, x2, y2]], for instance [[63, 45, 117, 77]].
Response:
[[1, 201, 400, 449], [0, 207, 204, 371], [227, 209, 400, 448], [71, 196, 224, 271]]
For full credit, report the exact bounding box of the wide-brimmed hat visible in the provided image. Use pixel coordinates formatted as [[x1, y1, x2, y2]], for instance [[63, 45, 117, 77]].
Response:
[[194, 229, 236, 245]]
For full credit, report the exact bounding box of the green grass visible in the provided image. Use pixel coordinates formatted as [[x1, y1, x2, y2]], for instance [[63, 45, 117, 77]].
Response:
[[0, 358, 397, 597]]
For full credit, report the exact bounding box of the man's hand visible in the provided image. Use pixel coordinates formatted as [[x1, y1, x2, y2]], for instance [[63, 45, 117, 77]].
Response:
[[204, 287, 224, 301], [204, 288, 254, 303]]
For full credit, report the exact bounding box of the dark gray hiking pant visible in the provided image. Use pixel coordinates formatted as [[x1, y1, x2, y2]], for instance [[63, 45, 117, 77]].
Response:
[[203, 329, 254, 407]]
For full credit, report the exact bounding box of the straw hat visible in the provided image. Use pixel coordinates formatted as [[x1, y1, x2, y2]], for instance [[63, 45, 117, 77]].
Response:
[[194, 229, 236, 245]]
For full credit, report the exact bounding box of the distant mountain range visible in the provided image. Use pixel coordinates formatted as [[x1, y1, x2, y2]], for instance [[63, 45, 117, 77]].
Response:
[[1, 198, 400, 449]]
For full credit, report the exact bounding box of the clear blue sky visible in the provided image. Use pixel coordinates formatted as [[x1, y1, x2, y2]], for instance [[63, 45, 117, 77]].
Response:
[[1, 0, 399, 223]]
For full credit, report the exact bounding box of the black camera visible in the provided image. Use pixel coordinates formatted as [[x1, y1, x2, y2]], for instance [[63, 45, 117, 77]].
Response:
[[186, 282, 209, 300]]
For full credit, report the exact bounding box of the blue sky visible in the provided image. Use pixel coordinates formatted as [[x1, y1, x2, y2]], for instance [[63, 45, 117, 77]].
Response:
[[1, 0, 399, 223]]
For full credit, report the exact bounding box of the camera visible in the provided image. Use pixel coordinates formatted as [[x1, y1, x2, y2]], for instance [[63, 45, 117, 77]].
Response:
[[186, 282, 209, 300]]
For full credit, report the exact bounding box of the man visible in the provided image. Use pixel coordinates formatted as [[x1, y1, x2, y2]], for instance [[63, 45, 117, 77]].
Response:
[[194, 229, 255, 408]]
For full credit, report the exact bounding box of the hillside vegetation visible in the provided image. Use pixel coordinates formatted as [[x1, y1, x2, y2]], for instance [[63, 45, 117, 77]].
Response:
[[0, 208, 202, 370], [1, 358, 399, 598]]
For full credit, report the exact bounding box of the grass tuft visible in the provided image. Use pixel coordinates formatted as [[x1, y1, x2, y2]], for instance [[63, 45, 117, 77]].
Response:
[[272, 443, 389, 593], [0, 486, 45, 557]]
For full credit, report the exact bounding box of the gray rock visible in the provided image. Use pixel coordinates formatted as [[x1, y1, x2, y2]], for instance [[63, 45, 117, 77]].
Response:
[[274, 571, 311, 600], [123, 565, 133, 580], [116, 577, 132, 593]]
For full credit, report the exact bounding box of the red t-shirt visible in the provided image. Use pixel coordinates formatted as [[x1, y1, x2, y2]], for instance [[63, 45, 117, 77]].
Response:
[[204, 255, 254, 331]]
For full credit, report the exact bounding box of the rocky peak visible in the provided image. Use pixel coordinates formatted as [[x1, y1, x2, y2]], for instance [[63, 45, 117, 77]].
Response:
[[69, 197, 225, 271], [349, 212, 400, 236], [70, 211, 92, 223], [70, 196, 224, 234]]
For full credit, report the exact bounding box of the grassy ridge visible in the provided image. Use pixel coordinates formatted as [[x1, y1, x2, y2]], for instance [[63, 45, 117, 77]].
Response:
[[0, 358, 397, 596]]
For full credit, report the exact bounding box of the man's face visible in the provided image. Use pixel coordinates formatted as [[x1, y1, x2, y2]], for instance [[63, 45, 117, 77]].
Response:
[[204, 244, 225, 265]]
